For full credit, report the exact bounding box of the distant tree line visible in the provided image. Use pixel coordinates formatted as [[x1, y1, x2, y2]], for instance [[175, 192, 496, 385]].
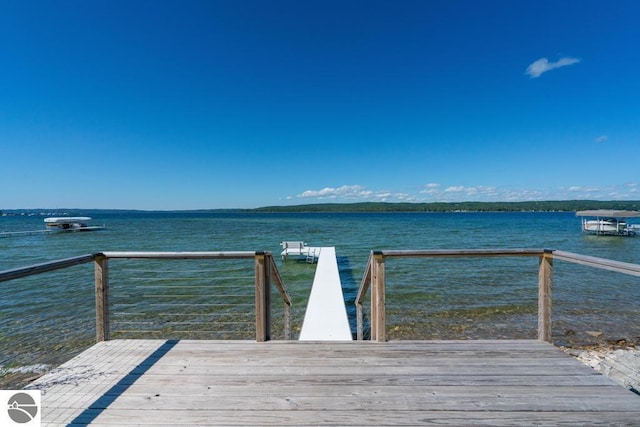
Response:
[[4, 200, 640, 215], [251, 200, 640, 213]]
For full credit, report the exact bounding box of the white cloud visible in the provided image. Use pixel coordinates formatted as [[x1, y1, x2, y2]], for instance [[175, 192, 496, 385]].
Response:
[[444, 186, 465, 193], [396, 193, 416, 201], [568, 186, 599, 193], [420, 183, 441, 195], [292, 182, 639, 204], [525, 57, 580, 78], [595, 135, 608, 143], [297, 185, 370, 199], [297, 185, 419, 202], [436, 186, 500, 198]]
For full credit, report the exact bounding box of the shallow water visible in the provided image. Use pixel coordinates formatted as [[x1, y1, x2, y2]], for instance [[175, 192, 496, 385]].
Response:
[[1, 211, 639, 381]]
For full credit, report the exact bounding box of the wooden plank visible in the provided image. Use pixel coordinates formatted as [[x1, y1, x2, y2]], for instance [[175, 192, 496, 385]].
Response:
[[379, 248, 546, 258], [77, 390, 638, 412], [0, 254, 95, 282], [67, 410, 640, 426], [46, 373, 614, 389], [101, 251, 257, 259], [52, 381, 626, 399], [128, 349, 572, 361], [165, 339, 558, 351], [553, 250, 640, 277], [136, 362, 601, 377]]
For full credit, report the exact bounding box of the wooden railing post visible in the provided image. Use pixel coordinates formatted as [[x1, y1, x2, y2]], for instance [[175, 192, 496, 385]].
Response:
[[372, 251, 386, 342], [283, 298, 291, 341], [538, 251, 553, 342], [356, 303, 363, 341], [370, 256, 377, 341], [255, 252, 271, 342], [94, 254, 110, 342]]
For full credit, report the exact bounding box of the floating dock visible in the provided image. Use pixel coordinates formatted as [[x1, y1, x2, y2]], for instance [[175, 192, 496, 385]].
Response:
[[299, 247, 352, 341], [280, 241, 320, 262], [0, 229, 50, 237]]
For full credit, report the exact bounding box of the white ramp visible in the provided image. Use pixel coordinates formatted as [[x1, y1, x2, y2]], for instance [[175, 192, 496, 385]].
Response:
[[299, 247, 352, 341]]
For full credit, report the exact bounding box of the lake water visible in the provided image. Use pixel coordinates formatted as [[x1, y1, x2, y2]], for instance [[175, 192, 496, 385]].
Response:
[[1, 211, 640, 382]]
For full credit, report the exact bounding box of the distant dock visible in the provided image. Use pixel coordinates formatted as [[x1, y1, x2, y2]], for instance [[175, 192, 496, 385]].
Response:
[[0, 229, 50, 237], [280, 241, 320, 263]]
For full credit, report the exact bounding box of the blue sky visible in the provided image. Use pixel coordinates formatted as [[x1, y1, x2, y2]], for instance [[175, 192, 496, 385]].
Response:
[[1, 1, 638, 210]]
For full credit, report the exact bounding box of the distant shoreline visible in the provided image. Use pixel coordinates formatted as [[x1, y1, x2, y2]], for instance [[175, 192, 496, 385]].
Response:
[[251, 200, 640, 213], [2, 200, 640, 215]]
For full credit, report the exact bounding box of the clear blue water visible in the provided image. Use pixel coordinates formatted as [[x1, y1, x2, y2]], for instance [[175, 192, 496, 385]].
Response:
[[1, 211, 639, 377]]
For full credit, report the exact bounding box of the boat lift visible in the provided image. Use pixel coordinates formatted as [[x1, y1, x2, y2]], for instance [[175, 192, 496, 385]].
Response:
[[576, 210, 640, 236]]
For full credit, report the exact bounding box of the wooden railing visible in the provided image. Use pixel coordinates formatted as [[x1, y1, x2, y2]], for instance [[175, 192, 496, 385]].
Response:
[[356, 249, 640, 342], [5, 248, 639, 345], [0, 251, 291, 342]]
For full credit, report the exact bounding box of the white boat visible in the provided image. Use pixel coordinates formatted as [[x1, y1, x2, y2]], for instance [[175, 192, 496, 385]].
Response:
[[44, 217, 105, 232], [576, 210, 640, 236]]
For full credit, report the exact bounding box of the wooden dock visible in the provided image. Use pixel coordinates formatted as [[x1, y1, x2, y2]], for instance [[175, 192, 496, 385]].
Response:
[[31, 339, 639, 426], [5, 249, 640, 425]]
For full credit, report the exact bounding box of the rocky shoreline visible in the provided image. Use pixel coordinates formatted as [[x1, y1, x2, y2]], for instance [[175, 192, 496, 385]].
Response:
[[562, 344, 640, 394]]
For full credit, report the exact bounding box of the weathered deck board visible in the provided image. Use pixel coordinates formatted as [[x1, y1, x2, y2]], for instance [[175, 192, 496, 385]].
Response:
[[65, 410, 640, 426], [30, 340, 639, 426]]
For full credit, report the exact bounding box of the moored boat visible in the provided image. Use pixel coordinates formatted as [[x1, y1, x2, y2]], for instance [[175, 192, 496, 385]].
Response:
[[44, 217, 105, 232], [576, 210, 640, 236]]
